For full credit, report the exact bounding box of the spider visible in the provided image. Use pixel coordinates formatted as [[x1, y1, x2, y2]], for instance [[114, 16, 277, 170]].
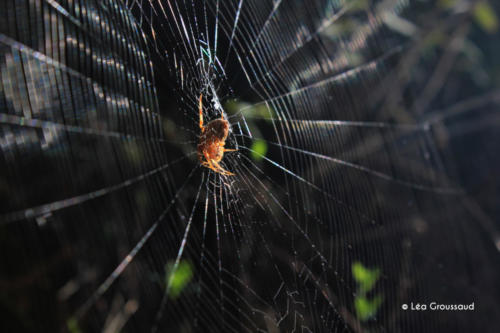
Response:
[[197, 94, 236, 175]]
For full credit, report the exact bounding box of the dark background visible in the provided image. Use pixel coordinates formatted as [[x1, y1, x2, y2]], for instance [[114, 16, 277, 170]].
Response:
[[1, 0, 500, 332]]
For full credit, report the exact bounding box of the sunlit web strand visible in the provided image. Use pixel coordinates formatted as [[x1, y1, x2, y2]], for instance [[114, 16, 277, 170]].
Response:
[[227, 164, 312, 313], [246, 0, 284, 52], [132, 0, 204, 87], [222, 175, 254, 250], [167, 195, 223, 331], [233, 90, 500, 136], [154, 0, 201, 71], [194, 172, 212, 329], [237, 149, 376, 226], [193, 170, 270, 330], [151, 171, 205, 333], [235, 160, 355, 328], [127, 0, 173, 62], [231, 45, 404, 120], [226, 2, 349, 98], [234, 155, 345, 247], [213, 174, 225, 327], [176, 0, 204, 64], [236, 155, 339, 255], [233, 117, 422, 131], [153, 171, 251, 332], [222, 0, 244, 69], [194, 222, 263, 331], [0, 33, 159, 121], [0, 113, 190, 145], [45, 0, 151, 77], [73, 164, 200, 319], [0, 152, 196, 224], [237, 160, 330, 265], [217, 176, 260, 323], [232, 91, 500, 185], [241, 5, 352, 93], [236, 134, 462, 194]]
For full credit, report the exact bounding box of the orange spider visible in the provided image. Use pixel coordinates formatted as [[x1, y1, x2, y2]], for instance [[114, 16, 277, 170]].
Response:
[[197, 94, 236, 175]]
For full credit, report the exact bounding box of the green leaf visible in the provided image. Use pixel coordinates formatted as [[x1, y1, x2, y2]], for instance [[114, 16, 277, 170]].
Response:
[[438, 0, 457, 9], [250, 139, 268, 161], [67, 317, 82, 333], [474, 1, 499, 34], [352, 261, 381, 294], [165, 260, 194, 300], [355, 294, 384, 321]]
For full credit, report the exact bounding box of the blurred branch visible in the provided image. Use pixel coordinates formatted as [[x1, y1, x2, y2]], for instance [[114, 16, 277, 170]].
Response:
[[414, 22, 471, 115]]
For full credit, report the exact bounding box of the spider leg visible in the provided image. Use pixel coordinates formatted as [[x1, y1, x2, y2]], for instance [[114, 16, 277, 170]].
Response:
[[212, 160, 235, 176], [219, 142, 237, 152], [199, 94, 205, 133], [203, 151, 219, 173], [208, 161, 219, 173]]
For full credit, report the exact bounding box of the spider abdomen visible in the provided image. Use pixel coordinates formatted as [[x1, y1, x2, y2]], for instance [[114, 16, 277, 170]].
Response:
[[198, 118, 230, 164]]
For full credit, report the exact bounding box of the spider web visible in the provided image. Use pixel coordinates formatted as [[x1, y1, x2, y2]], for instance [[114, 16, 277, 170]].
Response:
[[1, 0, 500, 332]]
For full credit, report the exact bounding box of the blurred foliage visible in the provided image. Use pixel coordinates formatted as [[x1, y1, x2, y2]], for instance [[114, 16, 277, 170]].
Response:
[[354, 295, 384, 322], [225, 99, 275, 120], [165, 260, 194, 300], [352, 261, 383, 321], [473, 1, 499, 34], [66, 317, 83, 333], [250, 140, 268, 161], [352, 261, 381, 294], [225, 99, 274, 162]]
